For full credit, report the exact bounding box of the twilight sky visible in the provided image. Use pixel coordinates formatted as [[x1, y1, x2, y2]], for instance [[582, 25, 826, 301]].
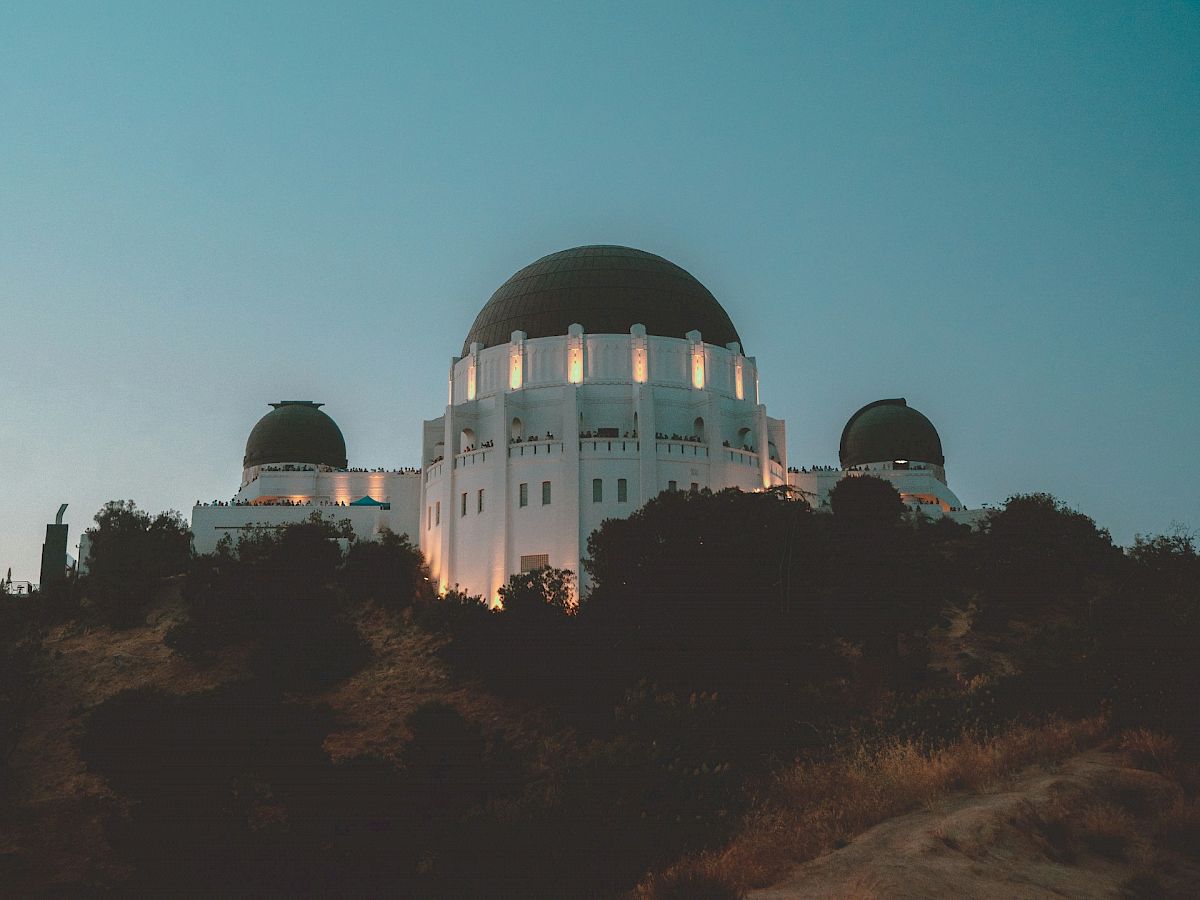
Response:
[[2, 1, 1198, 582]]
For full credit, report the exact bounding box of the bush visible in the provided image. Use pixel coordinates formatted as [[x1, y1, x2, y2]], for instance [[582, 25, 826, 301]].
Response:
[[172, 516, 370, 692], [82, 501, 191, 628], [341, 529, 430, 608], [1120, 729, 1181, 774]]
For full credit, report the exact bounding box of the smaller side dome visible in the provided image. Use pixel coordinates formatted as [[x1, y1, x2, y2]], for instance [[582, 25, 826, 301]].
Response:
[[244, 401, 348, 469], [839, 398, 944, 468]]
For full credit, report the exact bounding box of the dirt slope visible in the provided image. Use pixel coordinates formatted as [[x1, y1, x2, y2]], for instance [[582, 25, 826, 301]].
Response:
[[750, 750, 1200, 899]]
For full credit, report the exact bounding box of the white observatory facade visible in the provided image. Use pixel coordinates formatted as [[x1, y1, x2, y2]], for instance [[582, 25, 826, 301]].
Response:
[[418, 246, 787, 601], [182, 244, 981, 603]]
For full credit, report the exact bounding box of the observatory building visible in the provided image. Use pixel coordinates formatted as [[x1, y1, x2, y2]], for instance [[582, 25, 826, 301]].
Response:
[[419, 245, 787, 598], [189, 244, 978, 601], [191, 401, 420, 555], [787, 398, 972, 518]]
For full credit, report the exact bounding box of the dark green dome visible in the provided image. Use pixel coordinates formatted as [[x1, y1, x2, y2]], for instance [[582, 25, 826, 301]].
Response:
[[243, 401, 348, 469], [839, 399, 944, 468], [462, 245, 742, 355]]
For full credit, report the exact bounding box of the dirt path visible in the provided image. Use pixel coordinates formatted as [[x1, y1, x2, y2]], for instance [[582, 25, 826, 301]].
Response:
[[749, 750, 1199, 899]]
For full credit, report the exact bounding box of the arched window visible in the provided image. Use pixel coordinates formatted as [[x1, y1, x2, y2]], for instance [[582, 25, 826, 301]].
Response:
[[460, 427, 476, 452], [693, 417, 705, 442], [736, 427, 752, 450], [510, 417, 523, 441]]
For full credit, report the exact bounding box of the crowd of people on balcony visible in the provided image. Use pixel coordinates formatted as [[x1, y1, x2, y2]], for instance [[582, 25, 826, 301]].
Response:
[[657, 432, 702, 443], [509, 432, 556, 444], [721, 440, 756, 452], [195, 498, 365, 508], [257, 464, 419, 475], [458, 440, 494, 454]]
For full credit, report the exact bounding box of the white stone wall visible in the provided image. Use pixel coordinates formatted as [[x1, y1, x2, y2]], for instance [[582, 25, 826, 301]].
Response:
[[420, 327, 787, 603], [787, 461, 966, 516], [191, 468, 422, 555]]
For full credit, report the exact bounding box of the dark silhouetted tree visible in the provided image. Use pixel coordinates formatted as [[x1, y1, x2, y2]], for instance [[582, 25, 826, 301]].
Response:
[[170, 514, 368, 691], [83, 501, 191, 628], [976, 493, 1123, 626], [341, 528, 430, 608], [497, 565, 575, 619], [828, 473, 906, 525]]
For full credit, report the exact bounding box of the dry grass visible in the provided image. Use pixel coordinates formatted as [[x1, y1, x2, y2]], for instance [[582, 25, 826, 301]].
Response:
[[633, 866, 744, 900], [1076, 802, 1140, 860], [637, 717, 1108, 898], [1119, 728, 1181, 774], [1157, 795, 1200, 860]]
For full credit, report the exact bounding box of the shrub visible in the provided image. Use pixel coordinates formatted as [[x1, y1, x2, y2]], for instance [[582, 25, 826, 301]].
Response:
[[82, 501, 192, 628], [636, 866, 743, 900], [1120, 729, 1180, 774], [1077, 802, 1138, 860]]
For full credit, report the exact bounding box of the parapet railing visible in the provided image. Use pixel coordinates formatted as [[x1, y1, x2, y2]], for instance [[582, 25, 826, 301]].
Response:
[[724, 447, 760, 467], [581, 439, 639, 454], [656, 440, 709, 458], [508, 440, 565, 458]]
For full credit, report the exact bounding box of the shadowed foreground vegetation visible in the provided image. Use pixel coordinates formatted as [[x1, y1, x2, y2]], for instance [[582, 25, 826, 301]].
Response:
[[1, 483, 1197, 897]]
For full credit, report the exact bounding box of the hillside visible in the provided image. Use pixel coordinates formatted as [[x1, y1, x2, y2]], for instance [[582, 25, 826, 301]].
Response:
[[750, 749, 1200, 899], [3, 490, 1197, 898]]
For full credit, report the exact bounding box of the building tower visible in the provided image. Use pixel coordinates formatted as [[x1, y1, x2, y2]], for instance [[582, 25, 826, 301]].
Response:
[[419, 245, 787, 602]]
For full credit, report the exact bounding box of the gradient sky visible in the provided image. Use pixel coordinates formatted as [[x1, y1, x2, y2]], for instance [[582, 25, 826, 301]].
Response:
[[2, 1, 1198, 582]]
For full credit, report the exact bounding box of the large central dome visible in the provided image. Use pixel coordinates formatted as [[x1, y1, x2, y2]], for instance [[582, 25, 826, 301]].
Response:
[[462, 245, 742, 355]]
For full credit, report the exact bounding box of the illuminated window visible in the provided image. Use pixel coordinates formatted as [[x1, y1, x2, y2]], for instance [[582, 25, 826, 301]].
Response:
[[520, 553, 549, 573], [477, 488, 484, 513], [691, 347, 705, 389], [542, 481, 552, 505], [632, 346, 647, 383], [435, 501, 440, 525], [568, 346, 583, 384], [617, 478, 628, 502], [509, 349, 523, 390], [519, 483, 528, 507], [592, 478, 603, 502], [466, 362, 477, 400], [734, 360, 744, 400], [461, 492, 467, 517]]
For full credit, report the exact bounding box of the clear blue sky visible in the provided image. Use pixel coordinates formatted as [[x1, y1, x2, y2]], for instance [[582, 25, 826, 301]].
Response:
[[2, 1, 1198, 581]]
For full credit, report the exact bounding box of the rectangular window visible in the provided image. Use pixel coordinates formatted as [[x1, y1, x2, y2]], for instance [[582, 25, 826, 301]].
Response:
[[690, 482, 699, 492], [427, 506, 431, 530], [435, 501, 440, 525], [617, 478, 628, 503], [542, 481, 552, 505], [592, 478, 603, 502], [461, 492, 467, 517], [668, 480, 677, 492], [519, 483, 528, 507], [520, 553, 549, 572], [477, 488, 484, 513]]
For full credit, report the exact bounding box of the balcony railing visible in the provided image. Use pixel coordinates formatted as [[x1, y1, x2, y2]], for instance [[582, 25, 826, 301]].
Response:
[[508, 440, 565, 458]]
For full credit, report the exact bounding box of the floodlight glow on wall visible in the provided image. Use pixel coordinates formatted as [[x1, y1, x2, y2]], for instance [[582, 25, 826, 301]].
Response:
[[567, 326, 585, 384], [633, 346, 647, 383], [691, 347, 705, 389], [510, 348, 523, 390]]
